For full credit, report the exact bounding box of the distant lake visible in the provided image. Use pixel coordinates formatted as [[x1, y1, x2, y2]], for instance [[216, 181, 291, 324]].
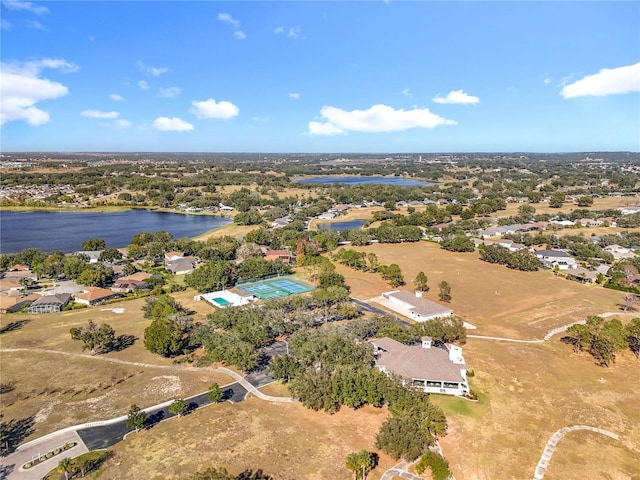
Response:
[[318, 220, 367, 231], [294, 176, 434, 186], [0, 210, 232, 253]]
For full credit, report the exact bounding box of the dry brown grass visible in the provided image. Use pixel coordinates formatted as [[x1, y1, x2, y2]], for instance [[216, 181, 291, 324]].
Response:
[[338, 241, 626, 338], [99, 398, 396, 480], [0, 295, 233, 439]]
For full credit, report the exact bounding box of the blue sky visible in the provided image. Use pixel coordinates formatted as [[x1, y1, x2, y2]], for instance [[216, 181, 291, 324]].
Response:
[[1, 1, 639, 153]]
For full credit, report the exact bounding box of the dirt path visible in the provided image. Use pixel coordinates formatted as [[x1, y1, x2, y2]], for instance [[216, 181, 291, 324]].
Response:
[[532, 425, 619, 480], [0, 348, 293, 403]]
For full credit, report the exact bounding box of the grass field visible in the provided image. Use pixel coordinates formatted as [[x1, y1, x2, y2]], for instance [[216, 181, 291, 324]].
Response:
[[96, 398, 395, 480], [339, 241, 627, 338], [335, 241, 640, 479]]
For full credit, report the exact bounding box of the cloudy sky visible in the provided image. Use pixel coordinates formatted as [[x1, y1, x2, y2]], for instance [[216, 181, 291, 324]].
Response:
[[1, 1, 638, 152]]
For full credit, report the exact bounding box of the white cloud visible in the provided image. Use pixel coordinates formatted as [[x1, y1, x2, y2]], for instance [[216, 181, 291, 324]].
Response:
[[136, 60, 169, 77], [114, 119, 132, 129], [275, 25, 301, 38], [27, 20, 47, 31], [252, 116, 269, 123], [289, 92, 300, 100], [308, 104, 456, 135], [109, 93, 124, 102], [401, 88, 412, 98], [152, 117, 194, 132], [308, 121, 345, 136], [2, 0, 49, 15], [544, 78, 552, 85], [432, 90, 479, 105], [561, 62, 640, 98], [233, 30, 246, 40], [81, 109, 119, 119], [217, 13, 239, 28], [1, 18, 11, 30], [137, 80, 150, 90], [288, 27, 301, 38], [0, 58, 76, 126], [158, 86, 181, 98], [190, 98, 239, 120]]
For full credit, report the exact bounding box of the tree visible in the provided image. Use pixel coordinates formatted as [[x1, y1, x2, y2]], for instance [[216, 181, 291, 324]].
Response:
[[58, 457, 74, 480], [414, 271, 429, 292], [375, 415, 433, 461], [440, 234, 474, 253], [81, 238, 106, 251], [144, 317, 188, 357], [70, 320, 116, 354], [169, 398, 187, 417], [98, 248, 123, 263], [438, 281, 452, 303], [381, 263, 405, 287], [207, 383, 224, 403], [625, 318, 640, 359], [345, 450, 378, 480], [126, 404, 146, 432], [549, 192, 566, 208], [269, 354, 302, 382], [77, 265, 114, 287], [622, 294, 639, 312], [576, 196, 594, 207]]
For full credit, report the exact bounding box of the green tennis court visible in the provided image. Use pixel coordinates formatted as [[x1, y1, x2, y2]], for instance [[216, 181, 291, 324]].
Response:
[[239, 277, 314, 300]]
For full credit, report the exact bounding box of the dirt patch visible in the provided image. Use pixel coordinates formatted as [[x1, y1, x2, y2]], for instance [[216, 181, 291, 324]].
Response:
[[100, 399, 396, 480]]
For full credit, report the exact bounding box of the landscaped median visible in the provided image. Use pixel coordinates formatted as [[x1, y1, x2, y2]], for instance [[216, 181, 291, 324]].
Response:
[[22, 442, 77, 469]]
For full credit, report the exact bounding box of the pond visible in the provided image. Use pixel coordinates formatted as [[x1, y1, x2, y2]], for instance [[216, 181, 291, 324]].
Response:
[[0, 209, 232, 253], [294, 176, 434, 186], [317, 219, 367, 231]]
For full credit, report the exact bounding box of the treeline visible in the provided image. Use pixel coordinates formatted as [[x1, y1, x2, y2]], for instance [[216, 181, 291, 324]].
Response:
[[478, 244, 540, 271], [564, 316, 640, 366], [270, 325, 448, 461], [332, 248, 405, 287]]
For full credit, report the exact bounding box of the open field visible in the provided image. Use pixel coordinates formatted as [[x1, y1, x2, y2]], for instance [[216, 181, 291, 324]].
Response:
[[339, 241, 627, 338], [0, 295, 233, 440], [97, 397, 395, 480], [498, 195, 639, 218], [433, 340, 640, 480]]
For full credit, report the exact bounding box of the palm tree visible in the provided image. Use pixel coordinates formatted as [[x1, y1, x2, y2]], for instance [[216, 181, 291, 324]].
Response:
[[58, 457, 73, 480]]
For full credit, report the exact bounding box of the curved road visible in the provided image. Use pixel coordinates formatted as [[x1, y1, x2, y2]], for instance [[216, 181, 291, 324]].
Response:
[[533, 425, 619, 480]]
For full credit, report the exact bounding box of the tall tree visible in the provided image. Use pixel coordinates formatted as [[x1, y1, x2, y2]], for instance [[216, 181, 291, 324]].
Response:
[[81, 238, 106, 251], [414, 271, 429, 292], [126, 404, 147, 432], [169, 398, 187, 417], [70, 320, 116, 354], [58, 457, 74, 480], [438, 281, 452, 303]]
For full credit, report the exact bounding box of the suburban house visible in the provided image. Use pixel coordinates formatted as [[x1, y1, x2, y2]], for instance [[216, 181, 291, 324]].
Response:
[[164, 251, 184, 263], [218, 203, 234, 212], [28, 293, 72, 314], [380, 290, 453, 322], [0, 293, 39, 313], [166, 257, 198, 275], [603, 244, 637, 260], [369, 336, 469, 396], [260, 247, 294, 264], [564, 267, 599, 284], [74, 251, 102, 264], [0, 279, 23, 293], [74, 287, 121, 306], [535, 250, 578, 270], [111, 277, 150, 293], [270, 217, 291, 229], [3, 264, 35, 281]]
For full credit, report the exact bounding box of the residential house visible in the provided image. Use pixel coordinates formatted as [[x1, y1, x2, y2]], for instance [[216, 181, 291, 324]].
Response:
[[74, 251, 102, 264], [74, 287, 121, 306], [576, 218, 602, 227], [535, 250, 578, 270], [164, 251, 184, 263], [0, 293, 39, 313], [369, 336, 469, 396], [111, 277, 150, 293], [564, 268, 598, 284], [603, 244, 637, 260], [270, 217, 291, 229], [166, 257, 198, 275], [263, 249, 294, 264], [28, 293, 71, 314], [219, 203, 234, 212], [0, 279, 23, 293], [619, 206, 640, 215], [380, 290, 453, 321]]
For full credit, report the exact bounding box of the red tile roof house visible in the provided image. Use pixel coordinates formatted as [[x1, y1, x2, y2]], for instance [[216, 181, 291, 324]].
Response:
[[369, 336, 469, 396], [381, 290, 453, 322], [74, 287, 121, 306]]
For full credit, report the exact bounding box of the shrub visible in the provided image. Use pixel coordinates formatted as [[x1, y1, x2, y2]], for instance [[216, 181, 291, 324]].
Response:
[[466, 369, 475, 377], [24, 462, 32, 469], [415, 451, 452, 480]]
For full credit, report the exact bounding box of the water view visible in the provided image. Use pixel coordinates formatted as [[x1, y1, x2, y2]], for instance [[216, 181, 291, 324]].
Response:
[[317, 219, 367, 231], [0, 210, 232, 253], [294, 176, 434, 186]]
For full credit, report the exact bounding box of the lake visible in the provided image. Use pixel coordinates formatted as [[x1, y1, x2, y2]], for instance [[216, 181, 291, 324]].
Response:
[[0, 210, 232, 253], [317, 220, 367, 231], [294, 175, 434, 186]]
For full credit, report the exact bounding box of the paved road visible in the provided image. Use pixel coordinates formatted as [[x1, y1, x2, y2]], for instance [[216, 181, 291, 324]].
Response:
[[380, 460, 422, 480], [350, 297, 411, 327]]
